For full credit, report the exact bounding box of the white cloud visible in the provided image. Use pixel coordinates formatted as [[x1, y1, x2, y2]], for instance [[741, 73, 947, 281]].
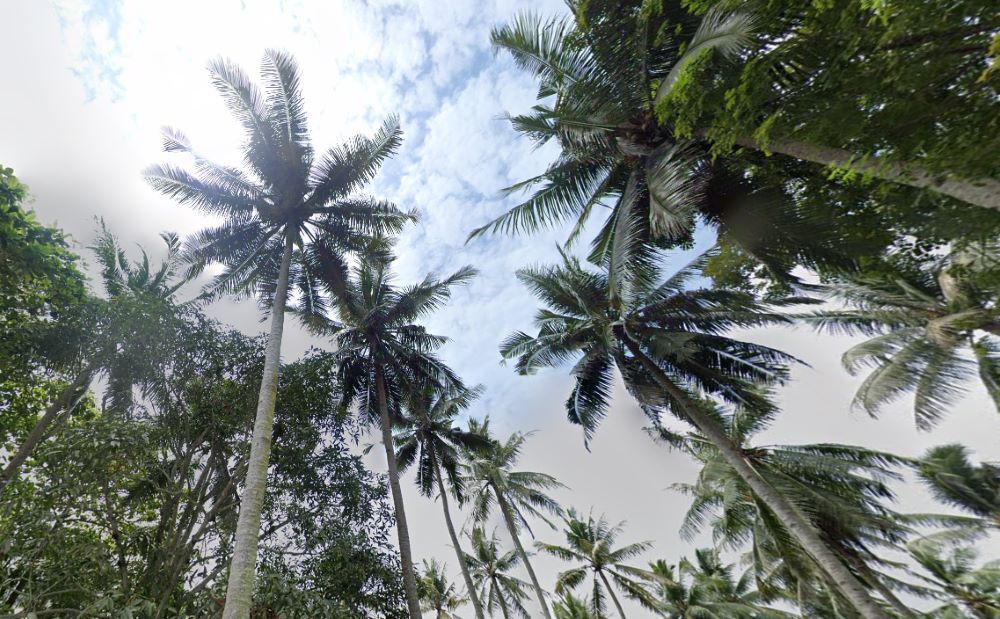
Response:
[[2, 0, 996, 614]]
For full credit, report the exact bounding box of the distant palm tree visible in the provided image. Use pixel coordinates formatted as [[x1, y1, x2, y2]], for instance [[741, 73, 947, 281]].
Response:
[[916, 444, 1000, 528], [89, 221, 194, 414], [395, 386, 492, 619], [418, 559, 468, 619], [805, 266, 999, 429], [538, 509, 659, 617], [464, 527, 532, 618], [664, 402, 918, 617], [303, 252, 475, 618], [908, 539, 1000, 618], [145, 50, 411, 617], [463, 419, 565, 619], [501, 213, 890, 618], [648, 549, 790, 618]]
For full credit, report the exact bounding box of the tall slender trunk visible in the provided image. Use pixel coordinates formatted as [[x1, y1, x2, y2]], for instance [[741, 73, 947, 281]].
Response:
[[730, 134, 1000, 210], [375, 368, 422, 619], [598, 570, 626, 618], [222, 235, 293, 619], [621, 336, 890, 619], [0, 363, 95, 494], [497, 492, 552, 619], [431, 450, 485, 619]]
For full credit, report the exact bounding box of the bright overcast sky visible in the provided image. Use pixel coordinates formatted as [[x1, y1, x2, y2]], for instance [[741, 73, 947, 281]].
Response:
[[2, 1, 998, 615]]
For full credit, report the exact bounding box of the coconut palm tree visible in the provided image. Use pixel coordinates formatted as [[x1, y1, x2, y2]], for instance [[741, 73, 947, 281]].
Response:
[[805, 265, 999, 429], [418, 559, 468, 619], [475, 1, 999, 273], [663, 402, 919, 616], [145, 51, 411, 617], [908, 539, 1000, 618], [500, 205, 891, 619], [300, 252, 475, 618], [916, 444, 1000, 528], [395, 386, 492, 619], [648, 549, 789, 618], [462, 419, 565, 619], [463, 527, 532, 618], [471, 2, 879, 283], [538, 509, 659, 617], [1, 225, 192, 494]]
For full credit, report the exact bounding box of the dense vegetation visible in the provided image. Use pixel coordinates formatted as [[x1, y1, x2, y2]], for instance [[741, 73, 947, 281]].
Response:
[[2, 0, 998, 617]]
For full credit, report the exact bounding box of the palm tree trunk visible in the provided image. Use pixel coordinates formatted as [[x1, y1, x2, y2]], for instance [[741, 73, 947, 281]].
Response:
[[621, 336, 890, 619], [0, 363, 95, 495], [497, 492, 552, 619], [222, 235, 293, 619], [598, 571, 626, 618], [375, 368, 422, 619], [729, 134, 1000, 210], [432, 451, 486, 619]]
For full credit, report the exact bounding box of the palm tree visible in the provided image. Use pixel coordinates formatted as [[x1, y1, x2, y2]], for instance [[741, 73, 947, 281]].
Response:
[[89, 221, 195, 415], [302, 251, 475, 618], [538, 509, 659, 617], [463, 419, 565, 619], [463, 527, 532, 618], [1, 225, 191, 493], [395, 386, 492, 619], [908, 539, 1000, 618], [476, 1, 999, 275], [145, 51, 411, 617], [662, 401, 919, 617], [805, 265, 999, 429], [418, 559, 468, 619], [500, 212, 891, 618], [916, 444, 1000, 528], [648, 549, 789, 618]]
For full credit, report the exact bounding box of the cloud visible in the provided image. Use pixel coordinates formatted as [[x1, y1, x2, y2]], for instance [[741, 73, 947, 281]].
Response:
[[3, 0, 996, 614]]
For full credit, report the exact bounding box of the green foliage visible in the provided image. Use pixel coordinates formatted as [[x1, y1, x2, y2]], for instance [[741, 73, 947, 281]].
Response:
[[0, 165, 88, 379], [804, 261, 1000, 428], [664, 403, 920, 613], [672, 0, 1000, 178], [417, 559, 466, 617], [1, 279, 404, 617]]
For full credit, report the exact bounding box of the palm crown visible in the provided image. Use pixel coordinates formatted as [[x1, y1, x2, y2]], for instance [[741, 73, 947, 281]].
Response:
[[305, 254, 476, 424], [418, 559, 467, 618], [500, 242, 797, 443], [395, 385, 490, 500], [474, 1, 851, 281], [538, 508, 660, 616], [916, 444, 1000, 528], [463, 421, 565, 534], [89, 223, 196, 415], [463, 527, 532, 618], [146, 49, 411, 306], [806, 265, 1000, 429]]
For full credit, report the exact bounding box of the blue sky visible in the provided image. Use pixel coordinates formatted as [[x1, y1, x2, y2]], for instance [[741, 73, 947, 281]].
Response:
[[2, 1, 997, 614]]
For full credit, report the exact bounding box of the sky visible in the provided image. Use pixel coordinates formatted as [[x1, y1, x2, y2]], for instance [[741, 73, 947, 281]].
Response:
[[1, 0, 998, 615]]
